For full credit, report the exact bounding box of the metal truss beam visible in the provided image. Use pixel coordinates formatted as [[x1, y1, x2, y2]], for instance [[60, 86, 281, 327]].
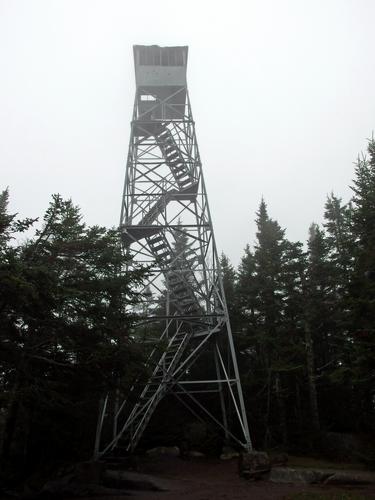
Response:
[[94, 46, 252, 459]]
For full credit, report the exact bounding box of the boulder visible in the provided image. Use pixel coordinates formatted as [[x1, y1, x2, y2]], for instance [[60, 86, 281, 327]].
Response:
[[269, 467, 328, 484], [269, 467, 375, 485], [23, 462, 106, 499], [238, 451, 271, 479], [323, 471, 375, 485], [104, 470, 169, 491], [146, 446, 180, 458], [188, 450, 206, 458], [34, 477, 131, 499], [220, 446, 239, 460]]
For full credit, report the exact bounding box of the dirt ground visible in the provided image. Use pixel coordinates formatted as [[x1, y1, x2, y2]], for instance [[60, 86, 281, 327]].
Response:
[[92, 456, 375, 500]]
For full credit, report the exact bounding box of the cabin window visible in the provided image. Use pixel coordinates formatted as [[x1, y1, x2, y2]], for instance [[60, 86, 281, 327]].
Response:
[[140, 94, 157, 101], [138, 46, 185, 66]]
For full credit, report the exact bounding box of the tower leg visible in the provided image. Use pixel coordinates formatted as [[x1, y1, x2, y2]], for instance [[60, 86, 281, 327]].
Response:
[[214, 343, 229, 443], [223, 319, 253, 451]]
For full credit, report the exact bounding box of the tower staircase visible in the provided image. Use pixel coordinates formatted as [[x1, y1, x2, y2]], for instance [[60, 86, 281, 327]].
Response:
[[95, 45, 252, 460], [98, 127, 202, 456], [155, 125, 194, 190], [109, 328, 191, 454]]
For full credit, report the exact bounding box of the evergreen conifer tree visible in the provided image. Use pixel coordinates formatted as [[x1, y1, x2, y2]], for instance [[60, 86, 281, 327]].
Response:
[[347, 138, 375, 432], [0, 194, 146, 466]]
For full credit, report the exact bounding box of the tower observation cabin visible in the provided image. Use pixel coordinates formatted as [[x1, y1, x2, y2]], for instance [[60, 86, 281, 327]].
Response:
[[134, 45, 188, 127]]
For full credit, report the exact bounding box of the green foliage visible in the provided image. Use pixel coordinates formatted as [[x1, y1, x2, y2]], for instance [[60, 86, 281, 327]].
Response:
[[2, 134, 375, 476], [0, 193, 146, 468], [345, 138, 375, 432], [234, 200, 307, 447], [229, 136, 375, 452], [220, 253, 237, 319]]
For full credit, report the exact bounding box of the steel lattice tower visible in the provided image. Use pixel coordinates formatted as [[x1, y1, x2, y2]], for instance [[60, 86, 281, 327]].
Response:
[[94, 45, 252, 458]]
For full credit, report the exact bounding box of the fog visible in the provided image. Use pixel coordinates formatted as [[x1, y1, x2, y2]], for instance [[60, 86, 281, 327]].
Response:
[[1, 0, 374, 263]]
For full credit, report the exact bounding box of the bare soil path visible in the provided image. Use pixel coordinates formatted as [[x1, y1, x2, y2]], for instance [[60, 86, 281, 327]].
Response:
[[93, 456, 375, 500]]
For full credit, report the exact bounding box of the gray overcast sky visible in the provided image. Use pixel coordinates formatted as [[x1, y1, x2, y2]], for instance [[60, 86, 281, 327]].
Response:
[[1, 0, 374, 264]]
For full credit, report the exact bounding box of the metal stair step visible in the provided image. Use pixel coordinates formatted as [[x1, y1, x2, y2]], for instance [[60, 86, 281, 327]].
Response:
[[149, 236, 164, 244], [169, 342, 182, 348], [168, 159, 182, 168], [158, 132, 169, 140], [175, 170, 188, 179], [167, 153, 179, 161], [157, 252, 171, 260], [179, 179, 193, 187], [151, 242, 168, 252], [171, 165, 187, 174]]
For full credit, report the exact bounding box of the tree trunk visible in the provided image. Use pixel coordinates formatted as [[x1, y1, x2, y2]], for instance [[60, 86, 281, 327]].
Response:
[[275, 373, 288, 446], [295, 378, 303, 430], [1, 384, 20, 460], [263, 367, 272, 448], [304, 321, 320, 432]]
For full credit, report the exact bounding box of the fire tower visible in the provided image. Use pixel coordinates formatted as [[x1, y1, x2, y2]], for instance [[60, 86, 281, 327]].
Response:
[[94, 45, 252, 458]]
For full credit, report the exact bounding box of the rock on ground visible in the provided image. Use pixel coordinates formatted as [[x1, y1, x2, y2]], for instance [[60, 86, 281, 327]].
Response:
[[269, 466, 375, 485], [239, 451, 271, 479], [103, 470, 170, 491], [220, 446, 240, 460], [145, 446, 180, 458], [187, 451, 205, 458]]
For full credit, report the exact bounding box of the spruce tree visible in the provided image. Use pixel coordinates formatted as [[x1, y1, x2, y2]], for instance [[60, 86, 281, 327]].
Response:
[[302, 223, 330, 433], [347, 138, 375, 432], [324, 193, 354, 286], [237, 244, 257, 329], [243, 199, 289, 447], [0, 194, 146, 466], [220, 253, 238, 325]]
